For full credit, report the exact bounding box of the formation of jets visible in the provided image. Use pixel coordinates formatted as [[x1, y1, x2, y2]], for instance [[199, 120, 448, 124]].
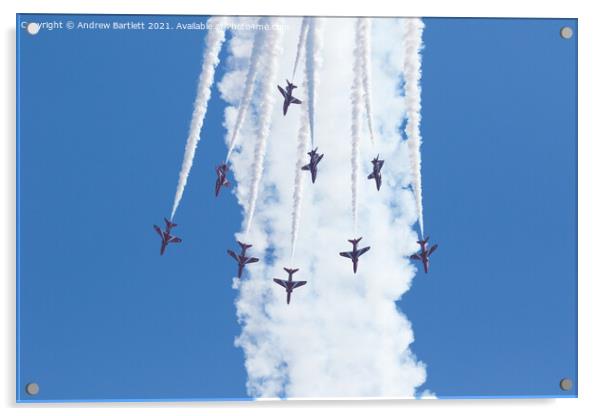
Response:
[[227, 241, 259, 278], [153, 218, 182, 255], [155, 76, 438, 305], [273, 267, 307, 304], [301, 147, 324, 183], [277, 80, 303, 116], [211, 79, 386, 196], [410, 237, 438, 273]]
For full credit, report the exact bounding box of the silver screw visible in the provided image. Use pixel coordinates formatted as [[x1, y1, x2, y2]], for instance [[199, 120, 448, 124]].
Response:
[[26, 22, 40, 35], [559, 378, 573, 391], [25, 382, 39, 396], [560, 26, 573, 39]]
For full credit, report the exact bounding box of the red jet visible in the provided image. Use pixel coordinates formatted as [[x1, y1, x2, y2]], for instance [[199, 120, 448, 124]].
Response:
[[301, 147, 324, 184], [153, 218, 182, 255], [227, 241, 259, 278], [277, 80, 302, 116], [273, 267, 307, 305], [339, 237, 371, 274], [215, 163, 230, 197], [410, 237, 438, 273]]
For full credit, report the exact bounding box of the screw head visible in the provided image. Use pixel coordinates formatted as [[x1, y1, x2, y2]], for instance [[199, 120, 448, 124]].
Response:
[[25, 382, 39, 396], [559, 378, 573, 391], [560, 26, 573, 39], [26, 22, 40, 35]]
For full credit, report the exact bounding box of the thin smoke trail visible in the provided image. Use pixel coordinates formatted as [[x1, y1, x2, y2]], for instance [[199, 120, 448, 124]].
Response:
[[245, 19, 284, 234], [291, 82, 310, 259], [291, 18, 309, 80], [305, 18, 323, 147], [402, 18, 425, 237], [170, 17, 227, 220], [359, 18, 376, 145], [350, 18, 364, 233], [225, 18, 266, 163]]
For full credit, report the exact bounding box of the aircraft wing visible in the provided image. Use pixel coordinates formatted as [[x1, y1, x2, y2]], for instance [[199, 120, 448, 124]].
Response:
[[227, 250, 239, 261], [273, 278, 287, 288], [277, 85, 287, 98], [368, 172, 375, 179], [169, 237, 182, 243], [291, 97, 302, 104], [428, 244, 438, 255], [301, 164, 310, 171], [410, 254, 421, 260], [339, 251, 353, 259], [292, 280, 307, 289], [153, 225, 163, 237], [357, 247, 370, 256], [244, 257, 259, 265]]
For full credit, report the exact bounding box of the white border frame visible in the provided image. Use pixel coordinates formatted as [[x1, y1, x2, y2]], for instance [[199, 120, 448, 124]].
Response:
[[3, 1, 601, 415]]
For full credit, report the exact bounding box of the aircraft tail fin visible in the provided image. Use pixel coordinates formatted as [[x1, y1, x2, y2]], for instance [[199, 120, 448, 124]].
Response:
[[284, 267, 299, 275], [164, 218, 177, 228], [237, 241, 252, 250], [348, 237, 362, 245]]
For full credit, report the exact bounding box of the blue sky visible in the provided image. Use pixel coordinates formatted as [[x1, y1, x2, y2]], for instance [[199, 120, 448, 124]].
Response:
[[17, 15, 577, 401]]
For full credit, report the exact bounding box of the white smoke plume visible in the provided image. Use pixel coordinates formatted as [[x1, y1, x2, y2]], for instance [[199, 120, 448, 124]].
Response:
[[290, 78, 310, 259], [291, 18, 309, 81], [220, 17, 426, 399], [402, 18, 426, 237], [244, 18, 285, 233], [225, 18, 266, 162], [350, 18, 364, 233], [305, 18, 323, 147], [170, 17, 227, 220], [359, 18, 376, 145]]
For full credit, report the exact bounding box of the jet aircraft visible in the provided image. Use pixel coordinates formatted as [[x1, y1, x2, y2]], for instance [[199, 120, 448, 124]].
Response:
[[367, 155, 384, 191], [273, 267, 307, 304], [215, 163, 230, 197], [277, 80, 302, 116], [339, 237, 371, 274], [301, 147, 324, 183], [410, 236, 438, 273], [153, 218, 182, 255], [227, 241, 259, 278]]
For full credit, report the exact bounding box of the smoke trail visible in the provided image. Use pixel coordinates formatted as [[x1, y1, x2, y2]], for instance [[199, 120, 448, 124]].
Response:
[[358, 18, 376, 145], [170, 17, 227, 220], [305, 18, 323, 147], [225, 19, 266, 162], [350, 18, 364, 233], [291, 18, 309, 80], [402, 18, 425, 236], [291, 82, 310, 259], [245, 19, 284, 234], [227, 18, 427, 398]]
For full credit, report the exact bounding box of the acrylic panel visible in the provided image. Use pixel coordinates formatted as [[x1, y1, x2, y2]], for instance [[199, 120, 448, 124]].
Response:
[[16, 14, 577, 402]]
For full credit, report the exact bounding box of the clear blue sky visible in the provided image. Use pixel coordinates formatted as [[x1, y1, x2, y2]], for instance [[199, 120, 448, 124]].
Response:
[[17, 15, 577, 401], [402, 17, 577, 398]]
